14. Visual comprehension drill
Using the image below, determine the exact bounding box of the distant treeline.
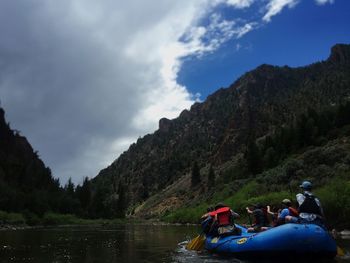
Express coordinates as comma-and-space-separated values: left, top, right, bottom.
0, 173, 127, 224
0, 107, 126, 224
1, 101, 350, 223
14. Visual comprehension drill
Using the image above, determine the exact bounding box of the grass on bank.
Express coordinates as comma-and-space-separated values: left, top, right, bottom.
162, 176, 350, 229
0, 211, 126, 227
2, 178, 349, 229
0, 211, 26, 225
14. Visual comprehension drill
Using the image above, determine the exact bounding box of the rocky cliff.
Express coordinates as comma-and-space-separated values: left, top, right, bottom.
93, 44, 350, 217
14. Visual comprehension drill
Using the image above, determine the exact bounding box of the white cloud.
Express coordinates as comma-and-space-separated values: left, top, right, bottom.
0, 0, 209, 183
0, 0, 303, 184
210, 0, 255, 9
0, 0, 260, 184
263, 0, 299, 22
225, 0, 255, 8
315, 0, 334, 5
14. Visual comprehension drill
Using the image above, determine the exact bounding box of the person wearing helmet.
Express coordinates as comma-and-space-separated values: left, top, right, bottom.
275, 199, 299, 226
296, 180, 325, 227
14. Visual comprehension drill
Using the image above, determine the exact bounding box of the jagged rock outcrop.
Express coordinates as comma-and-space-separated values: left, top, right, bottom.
329, 44, 350, 64
93, 44, 350, 216
159, 118, 172, 133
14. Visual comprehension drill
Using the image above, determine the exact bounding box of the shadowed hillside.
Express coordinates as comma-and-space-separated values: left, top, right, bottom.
92, 44, 350, 223
0, 109, 97, 224
0, 108, 61, 216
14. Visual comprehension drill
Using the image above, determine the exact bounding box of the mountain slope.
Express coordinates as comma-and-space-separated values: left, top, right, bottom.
0, 108, 61, 215
93, 44, 350, 218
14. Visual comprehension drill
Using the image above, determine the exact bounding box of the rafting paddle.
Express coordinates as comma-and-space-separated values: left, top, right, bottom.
186, 233, 205, 251
337, 246, 345, 257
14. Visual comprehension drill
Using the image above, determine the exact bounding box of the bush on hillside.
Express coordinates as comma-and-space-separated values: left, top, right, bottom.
0, 210, 25, 225
42, 212, 82, 225
315, 178, 350, 229
162, 204, 208, 224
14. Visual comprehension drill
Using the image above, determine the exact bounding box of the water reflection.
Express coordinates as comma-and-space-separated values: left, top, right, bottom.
0, 225, 349, 263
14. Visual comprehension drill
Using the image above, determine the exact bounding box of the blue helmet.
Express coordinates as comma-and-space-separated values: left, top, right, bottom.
300, 181, 312, 190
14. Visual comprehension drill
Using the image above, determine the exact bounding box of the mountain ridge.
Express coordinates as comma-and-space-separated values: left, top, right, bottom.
93, 43, 350, 218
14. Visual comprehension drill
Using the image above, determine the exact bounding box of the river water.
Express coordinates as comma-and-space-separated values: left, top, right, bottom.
0, 224, 349, 263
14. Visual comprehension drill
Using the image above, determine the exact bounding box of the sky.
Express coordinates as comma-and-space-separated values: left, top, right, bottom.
0, 0, 349, 185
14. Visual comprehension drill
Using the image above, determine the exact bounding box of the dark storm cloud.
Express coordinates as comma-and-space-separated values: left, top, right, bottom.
0, 0, 300, 184
0, 1, 151, 183
0, 0, 202, 184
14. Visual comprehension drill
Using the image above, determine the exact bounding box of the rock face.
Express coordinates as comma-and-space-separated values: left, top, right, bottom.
158, 118, 172, 133
329, 44, 350, 64
93, 44, 350, 216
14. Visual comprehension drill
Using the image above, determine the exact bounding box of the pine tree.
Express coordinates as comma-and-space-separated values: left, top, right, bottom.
89, 184, 106, 218
304, 117, 317, 145
65, 178, 75, 197
263, 147, 277, 169
296, 113, 308, 147
116, 181, 126, 218
191, 161, 201, 187
336, 102, 350, 127
77, 177, 91, 214
207, 165, 215, 189
245, 139, 262, 175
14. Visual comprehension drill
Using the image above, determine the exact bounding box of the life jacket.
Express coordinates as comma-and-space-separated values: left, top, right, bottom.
210, 207, 232, 226
288, 207, 299, 217
298, 193, 322, 215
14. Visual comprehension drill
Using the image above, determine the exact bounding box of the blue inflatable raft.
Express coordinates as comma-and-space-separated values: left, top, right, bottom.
205, 223, 337, 260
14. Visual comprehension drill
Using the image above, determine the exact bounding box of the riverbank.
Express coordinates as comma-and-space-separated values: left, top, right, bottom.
0, 210, 198, 231
0, 210, 128, 230
2, 208, 349, 236
0, 224, 38, 231
1, 216, 349, 239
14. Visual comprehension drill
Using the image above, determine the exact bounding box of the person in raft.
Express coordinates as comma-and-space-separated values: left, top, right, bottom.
207, 203, 240, 236
274, 199, 299, 226
296, 180, 325, 227
246, 203, 269, 232
201, 206, 215, 234
266, 205, 280, 226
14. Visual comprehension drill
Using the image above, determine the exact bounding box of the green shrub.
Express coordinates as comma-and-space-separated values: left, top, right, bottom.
42, 212, 81, 225
223, 181, 260, 206
0, 210, 25, 225
163, 181, 294, 225
162, 204, 208, 224
23, 211, 41, 226
315, 178, 350, 229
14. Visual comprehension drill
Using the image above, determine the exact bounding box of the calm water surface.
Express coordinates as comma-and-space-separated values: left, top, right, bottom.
0, 225, 349, 263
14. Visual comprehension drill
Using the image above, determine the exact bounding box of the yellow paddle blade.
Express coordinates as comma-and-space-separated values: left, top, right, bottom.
186, 234, 206, 251
186, 235, 200, 250
337, 246, 345, 257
